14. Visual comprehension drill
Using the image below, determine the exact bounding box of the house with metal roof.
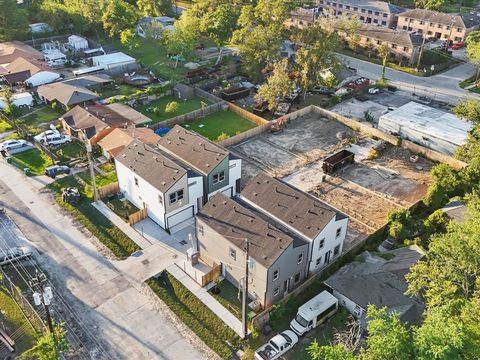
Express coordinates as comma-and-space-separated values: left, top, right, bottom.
115, 140, 204, 231
240, 172, 349, 274
157, 125, 242, 204
324, 246, 425, 328
196, 193, 309, 308
2, 57, 60, 87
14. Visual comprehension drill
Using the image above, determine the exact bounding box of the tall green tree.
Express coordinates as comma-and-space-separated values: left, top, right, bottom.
137, 0, 172, 16
466, 31, 480, 81
414, 0, 445, 10
19, 326, 68, 360
163, 12, 200, 65
377, 44, 389, 81
102, 0, 139, 38
0, 0, 28, 41
308, 341, 355, 360
255, 59, 295, 110
454, 98, 480, 125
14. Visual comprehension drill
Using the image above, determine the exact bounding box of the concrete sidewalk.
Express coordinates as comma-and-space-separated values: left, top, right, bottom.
167, 264, 247, 339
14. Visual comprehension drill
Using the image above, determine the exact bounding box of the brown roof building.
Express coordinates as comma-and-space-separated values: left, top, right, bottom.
0, 41, 43, 65
37, 82, 99, 108
97, 127, 161, 158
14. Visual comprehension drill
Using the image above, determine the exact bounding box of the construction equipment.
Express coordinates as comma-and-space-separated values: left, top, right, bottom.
270, 116, 288, 134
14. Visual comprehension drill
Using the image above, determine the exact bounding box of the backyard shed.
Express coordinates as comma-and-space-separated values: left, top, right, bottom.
91, 52, 138, 74
378, 101, 472, 155
68, 35, 89, 51
322, 150, 355, 174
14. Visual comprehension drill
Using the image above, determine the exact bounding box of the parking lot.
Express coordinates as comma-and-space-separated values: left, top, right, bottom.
230, 111, 432, 247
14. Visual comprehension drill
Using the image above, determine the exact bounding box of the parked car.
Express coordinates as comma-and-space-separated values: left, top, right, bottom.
34, 129, 71, 146
290, 291, 338, 336
378, 237, 395, 252
34, 129, 60, 143
368, 87, 380, 94
381, 106, 397, 115
311, 86, 334, 95
0, 139, 28, 152
254, 330, 298, 360
0, 247, 32, 268
450, 42, 464, 50
45, 165, 70, 178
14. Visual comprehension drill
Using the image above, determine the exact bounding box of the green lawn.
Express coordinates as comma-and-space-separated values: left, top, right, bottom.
78, 169, 117, 188
47, 176, 140, 259
105, 197, 139, 220
9, 148, 54, 175
97, 83, 139, 99
210, 280, 243, 320
54, 141, 86, 163
0, 281, 39, 354
16, 106, 63, 128
137, 96, 207, 124
183, 110, 257, 141
460, 75, 480, 94
147, 272, 243, 359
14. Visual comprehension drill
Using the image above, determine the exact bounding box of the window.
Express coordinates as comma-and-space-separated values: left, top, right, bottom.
446, 25, 450, 30
169, 189, 184, 204
381, 21, 386, 25
319, 238, 325, 249
188, 181, 197, 187
230, 248, 236, 260
316, 258, 322, 266
158, 194, 163, 205
374, 11, 379, 15
354, 305, 362, 316
294, 272, 301, 283
212, 171, 225, 185
346, 5, 350, 9
229, 163, 236, 169
419, 21, 424, 25
336, 228, 342, 238
376, 40, 381, 45
338, 4, 343, 8
402, 25, 407, 30
353, 7, 358, 11
391, 44, 397, 49
134, 177, 139, 186
332, 2, 336, 6
427, 30, 432, 35
403, 46, 408, 51
373, 19, 378, 24
360, 16, 365, 21
368, 10, 372, 14
361, 8, 365, 13
334, 245, 340, 257
198, 224, 204, 236
273, 269, 279, 281
297, 253, 303, 264
437, 24, 442, 29
273, 288, 280, 296
457, 28, 461, 32
383, 13, 388, 17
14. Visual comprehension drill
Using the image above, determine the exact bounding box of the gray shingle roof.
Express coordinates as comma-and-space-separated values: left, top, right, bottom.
197, 193, 301, 268
328, 0, 404, 14
158, 125, 229, 176
115, 140, 187, 193
358, 25, 423, 47
37, 82, 98, 107
241, 173, 344, 240
399, 9, 480, 29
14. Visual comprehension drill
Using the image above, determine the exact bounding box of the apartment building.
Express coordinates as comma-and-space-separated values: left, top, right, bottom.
398, 9, 480, 42
317, 0, 404, 28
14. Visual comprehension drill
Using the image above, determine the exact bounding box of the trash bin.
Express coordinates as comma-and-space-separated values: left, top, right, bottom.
24, 168, 31, 176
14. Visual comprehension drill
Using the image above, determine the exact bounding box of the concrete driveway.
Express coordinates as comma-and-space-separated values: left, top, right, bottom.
0, 160, 215, 360
338, 53, 480, 105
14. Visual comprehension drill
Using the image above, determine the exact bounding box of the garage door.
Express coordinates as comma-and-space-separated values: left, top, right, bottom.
166, 206, 194, 229
221, 187, 233, 197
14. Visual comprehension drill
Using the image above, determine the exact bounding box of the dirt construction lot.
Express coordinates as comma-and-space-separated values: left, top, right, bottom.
230, 111, 432, 248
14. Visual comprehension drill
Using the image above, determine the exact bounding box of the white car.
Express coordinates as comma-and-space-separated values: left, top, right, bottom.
368, 87, 380, 94
0, 139, 28, 151
34, 130, 71, 146
255, 330, 298, 360
0, 247, 32, 268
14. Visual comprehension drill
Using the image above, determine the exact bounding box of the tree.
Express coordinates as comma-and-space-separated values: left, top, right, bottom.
165, 101, 179, 114
0, 0, 28, 41
120, 29, 139, 50
421, 209, 449, 245
255, 59, 295, 110
414, 0, 445, 10
102, 0, 139, 38
453, 99, 480, 125
377, 44, 389, 81
163, 12, 200, 65
137, 0, 172, 16
466, 31, 480, 81
307, 341, 356, 360
19, 325, 69, 360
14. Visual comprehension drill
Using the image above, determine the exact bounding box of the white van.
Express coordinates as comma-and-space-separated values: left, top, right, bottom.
290, 291, 338, 336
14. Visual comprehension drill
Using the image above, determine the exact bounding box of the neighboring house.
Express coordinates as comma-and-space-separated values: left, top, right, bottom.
37, 82, 99, 109
115, 140, 204, 231
196, 193, 309, 308
157, 125, 242, 204
397, 9, 480, 42
325, 246, 425, 328
2, 57, 60, 87
317, 0, 404, 28
285, 8, 317, 29
0, 41, 43, 66
136, 16, 175, 38
68, 35, 89, 51
91, 52, 138, 74
62, 74, 113, 89
240, 172, 348, 274
97, 127, 161, 158
59, 104, 148, 144
441, 200, 466, 223
353, 25, 423, 65
378, 101, 473, 155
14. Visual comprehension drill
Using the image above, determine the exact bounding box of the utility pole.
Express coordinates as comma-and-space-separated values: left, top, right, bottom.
416, 21, 430, 70
242, 238, 250, 339
30, 271, 56, 339
85, 142, 99, 202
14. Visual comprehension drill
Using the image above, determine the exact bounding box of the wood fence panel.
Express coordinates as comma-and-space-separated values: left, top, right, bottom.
128, 207, 148, 226
228, 102, 269, 126
201, 264, 222, 287
98, 182, 119, 199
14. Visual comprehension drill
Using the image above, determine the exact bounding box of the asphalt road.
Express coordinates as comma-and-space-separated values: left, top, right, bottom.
339, 53, 480, 105
0, 160, 215, 360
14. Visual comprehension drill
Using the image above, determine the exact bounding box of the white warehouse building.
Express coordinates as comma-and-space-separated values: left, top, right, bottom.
378, 101, 472, 155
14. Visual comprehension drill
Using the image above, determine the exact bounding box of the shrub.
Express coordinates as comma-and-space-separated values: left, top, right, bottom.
240, 347, 255, 360
165, 101, 179, 114
217, 132, 230, 141
51, 101, 58, 111
366, 148, 379, 160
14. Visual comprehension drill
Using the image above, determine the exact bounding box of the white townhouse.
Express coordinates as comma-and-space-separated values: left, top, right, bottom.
240, 173, 349, 273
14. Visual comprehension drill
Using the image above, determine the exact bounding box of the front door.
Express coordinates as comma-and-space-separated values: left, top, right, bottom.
283, 278, 289, 296
324, 251, 331, 265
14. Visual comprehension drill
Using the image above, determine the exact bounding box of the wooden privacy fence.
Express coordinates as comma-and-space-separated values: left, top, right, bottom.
98, 182, 119, 200
128, 207, 148, 226
201, 263, 222, 287
228, 102, 269, 126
